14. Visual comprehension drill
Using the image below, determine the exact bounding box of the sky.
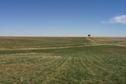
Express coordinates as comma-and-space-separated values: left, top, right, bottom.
0, 0, 126, 37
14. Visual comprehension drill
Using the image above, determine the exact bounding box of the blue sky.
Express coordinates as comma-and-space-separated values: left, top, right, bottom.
0, 0, 126, 36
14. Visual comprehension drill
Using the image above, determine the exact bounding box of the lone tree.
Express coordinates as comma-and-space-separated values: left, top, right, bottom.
88, 34, 91, 37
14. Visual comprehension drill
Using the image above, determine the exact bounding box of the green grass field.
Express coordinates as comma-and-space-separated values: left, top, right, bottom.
0, 37, 126, 84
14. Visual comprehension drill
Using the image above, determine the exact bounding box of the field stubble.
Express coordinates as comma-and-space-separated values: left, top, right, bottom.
0, 37, 126, 84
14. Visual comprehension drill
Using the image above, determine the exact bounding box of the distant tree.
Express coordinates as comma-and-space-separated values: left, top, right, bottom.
88, 34, 91, 37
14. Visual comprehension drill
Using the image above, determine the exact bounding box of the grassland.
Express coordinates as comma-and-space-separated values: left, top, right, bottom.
0, 37, 126, 84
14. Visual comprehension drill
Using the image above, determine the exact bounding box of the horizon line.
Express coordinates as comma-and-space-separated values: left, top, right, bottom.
0, 35, 126, 38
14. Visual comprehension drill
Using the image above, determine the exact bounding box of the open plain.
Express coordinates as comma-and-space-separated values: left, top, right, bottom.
0, 37, 126, 84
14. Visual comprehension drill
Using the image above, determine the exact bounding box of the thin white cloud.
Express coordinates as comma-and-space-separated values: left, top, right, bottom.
102, 15, 126, 24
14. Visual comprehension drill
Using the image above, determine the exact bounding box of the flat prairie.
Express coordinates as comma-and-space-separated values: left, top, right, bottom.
0, 37, 126, 84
